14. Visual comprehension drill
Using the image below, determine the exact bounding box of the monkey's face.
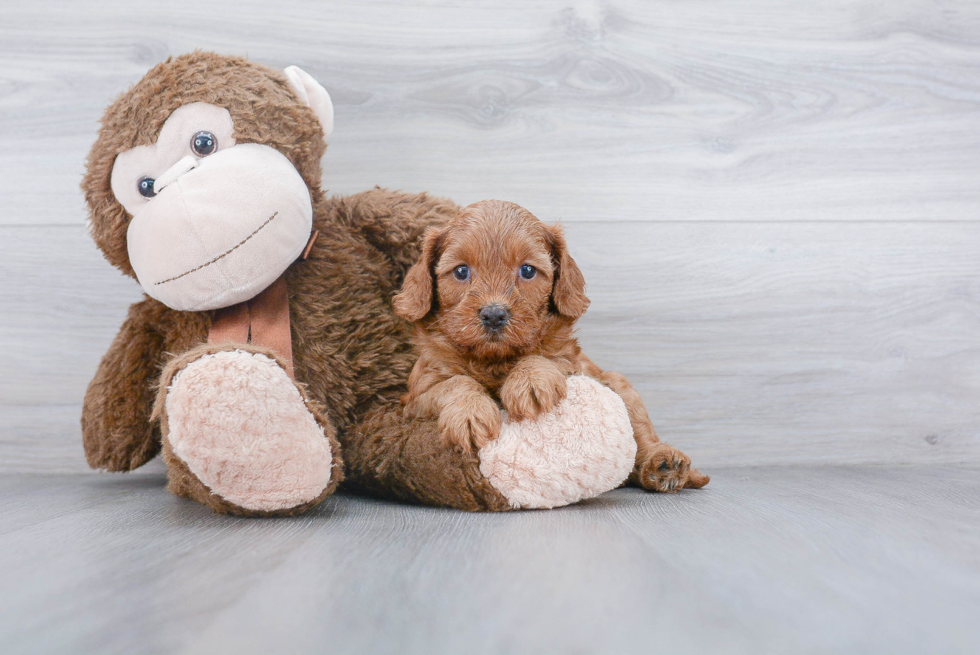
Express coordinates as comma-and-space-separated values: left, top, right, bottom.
84, 54, 333, 312
111, 102, 314, 311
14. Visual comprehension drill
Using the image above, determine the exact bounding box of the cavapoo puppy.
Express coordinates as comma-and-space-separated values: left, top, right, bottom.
393, 200, 708, 492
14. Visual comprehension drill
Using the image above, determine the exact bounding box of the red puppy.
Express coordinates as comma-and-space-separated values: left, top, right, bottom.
394, 200, 708, 492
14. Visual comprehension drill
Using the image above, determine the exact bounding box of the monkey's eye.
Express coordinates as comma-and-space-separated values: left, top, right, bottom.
519, 264, 537, 280
453, 265, 470, 281
190, 131, 218, 157
137, 177, 156, 198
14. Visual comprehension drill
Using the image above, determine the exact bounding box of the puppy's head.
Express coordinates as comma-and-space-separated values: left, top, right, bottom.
394, 200, 589, 359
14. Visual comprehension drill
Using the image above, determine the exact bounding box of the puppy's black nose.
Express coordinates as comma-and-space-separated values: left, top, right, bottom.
479, 304, 510, 331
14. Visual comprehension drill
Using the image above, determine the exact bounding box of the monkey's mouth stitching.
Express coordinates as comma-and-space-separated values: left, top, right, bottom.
155, 212, 279, 286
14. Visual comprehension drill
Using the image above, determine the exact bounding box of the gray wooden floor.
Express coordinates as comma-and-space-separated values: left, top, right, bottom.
2, 466, 979, 654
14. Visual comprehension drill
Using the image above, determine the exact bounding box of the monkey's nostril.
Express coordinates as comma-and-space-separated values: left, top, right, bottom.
479, 304, 510, 331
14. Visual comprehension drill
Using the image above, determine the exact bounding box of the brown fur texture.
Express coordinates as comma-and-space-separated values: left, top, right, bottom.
342, 394, 513, 512
393, 200, 709, 492
82, 52, 519, 513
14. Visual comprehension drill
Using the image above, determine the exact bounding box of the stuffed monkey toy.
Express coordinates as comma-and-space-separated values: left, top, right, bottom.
81, 52, 656, 516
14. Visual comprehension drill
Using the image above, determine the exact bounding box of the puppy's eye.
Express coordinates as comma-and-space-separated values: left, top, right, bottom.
519, 264, 537, 280
191, 131, 218, 157
137, 177, 156, 198
453, 265, 470, 281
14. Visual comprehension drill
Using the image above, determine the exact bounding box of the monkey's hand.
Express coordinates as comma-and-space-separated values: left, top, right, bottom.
81, 300, 166, 471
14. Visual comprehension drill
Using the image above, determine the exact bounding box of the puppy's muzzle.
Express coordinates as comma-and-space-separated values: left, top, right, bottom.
479, 304, 510, 332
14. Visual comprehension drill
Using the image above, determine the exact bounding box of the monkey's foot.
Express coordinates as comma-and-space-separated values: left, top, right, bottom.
478, 375, 636, 509
158, 346, 339, 515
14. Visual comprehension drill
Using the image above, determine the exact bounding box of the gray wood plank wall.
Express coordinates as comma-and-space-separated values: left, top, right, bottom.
1, 0, 978, 472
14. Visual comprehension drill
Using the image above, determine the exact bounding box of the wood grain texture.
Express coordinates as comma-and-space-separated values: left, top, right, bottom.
1, 2, 978, 468
1, 0, 979, 226
1, 467, 978, 654
2, 222, 977, 472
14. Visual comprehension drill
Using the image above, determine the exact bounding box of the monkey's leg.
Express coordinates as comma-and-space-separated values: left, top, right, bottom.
153, 343, 342, 516
343, 376, 635, 511
341, 395, 512, 512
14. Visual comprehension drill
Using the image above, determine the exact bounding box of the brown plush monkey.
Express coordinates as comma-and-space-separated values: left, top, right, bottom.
82, 52, 644, 516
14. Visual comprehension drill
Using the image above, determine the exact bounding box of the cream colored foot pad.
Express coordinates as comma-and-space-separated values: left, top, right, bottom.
165, 349, 333, 511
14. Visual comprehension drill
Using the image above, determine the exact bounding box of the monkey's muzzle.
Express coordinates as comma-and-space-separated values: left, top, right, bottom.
126, 144, 314, 312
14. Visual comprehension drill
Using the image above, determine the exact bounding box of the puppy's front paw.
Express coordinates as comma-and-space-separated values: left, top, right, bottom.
500, 360, 567, 421
438, 396, 501, 454
634, 443, 709, 493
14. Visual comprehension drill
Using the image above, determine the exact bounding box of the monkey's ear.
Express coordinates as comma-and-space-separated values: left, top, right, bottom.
393, 227, 446, 322
544, 223, 590, 320
283, 65, 334, 141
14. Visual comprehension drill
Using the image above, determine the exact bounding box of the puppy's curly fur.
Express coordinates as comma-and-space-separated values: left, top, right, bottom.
394, 200, 709, 492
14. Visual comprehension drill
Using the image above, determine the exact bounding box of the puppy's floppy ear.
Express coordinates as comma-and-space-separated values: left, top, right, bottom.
394, 226, 446, 322
544, 223, 590, 320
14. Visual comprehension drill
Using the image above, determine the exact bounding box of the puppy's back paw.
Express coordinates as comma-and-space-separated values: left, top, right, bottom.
633, 443, 709, 492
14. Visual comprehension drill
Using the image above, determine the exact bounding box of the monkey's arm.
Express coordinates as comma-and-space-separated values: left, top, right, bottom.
81, 299, 167, 471
335, 188, 458, 271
